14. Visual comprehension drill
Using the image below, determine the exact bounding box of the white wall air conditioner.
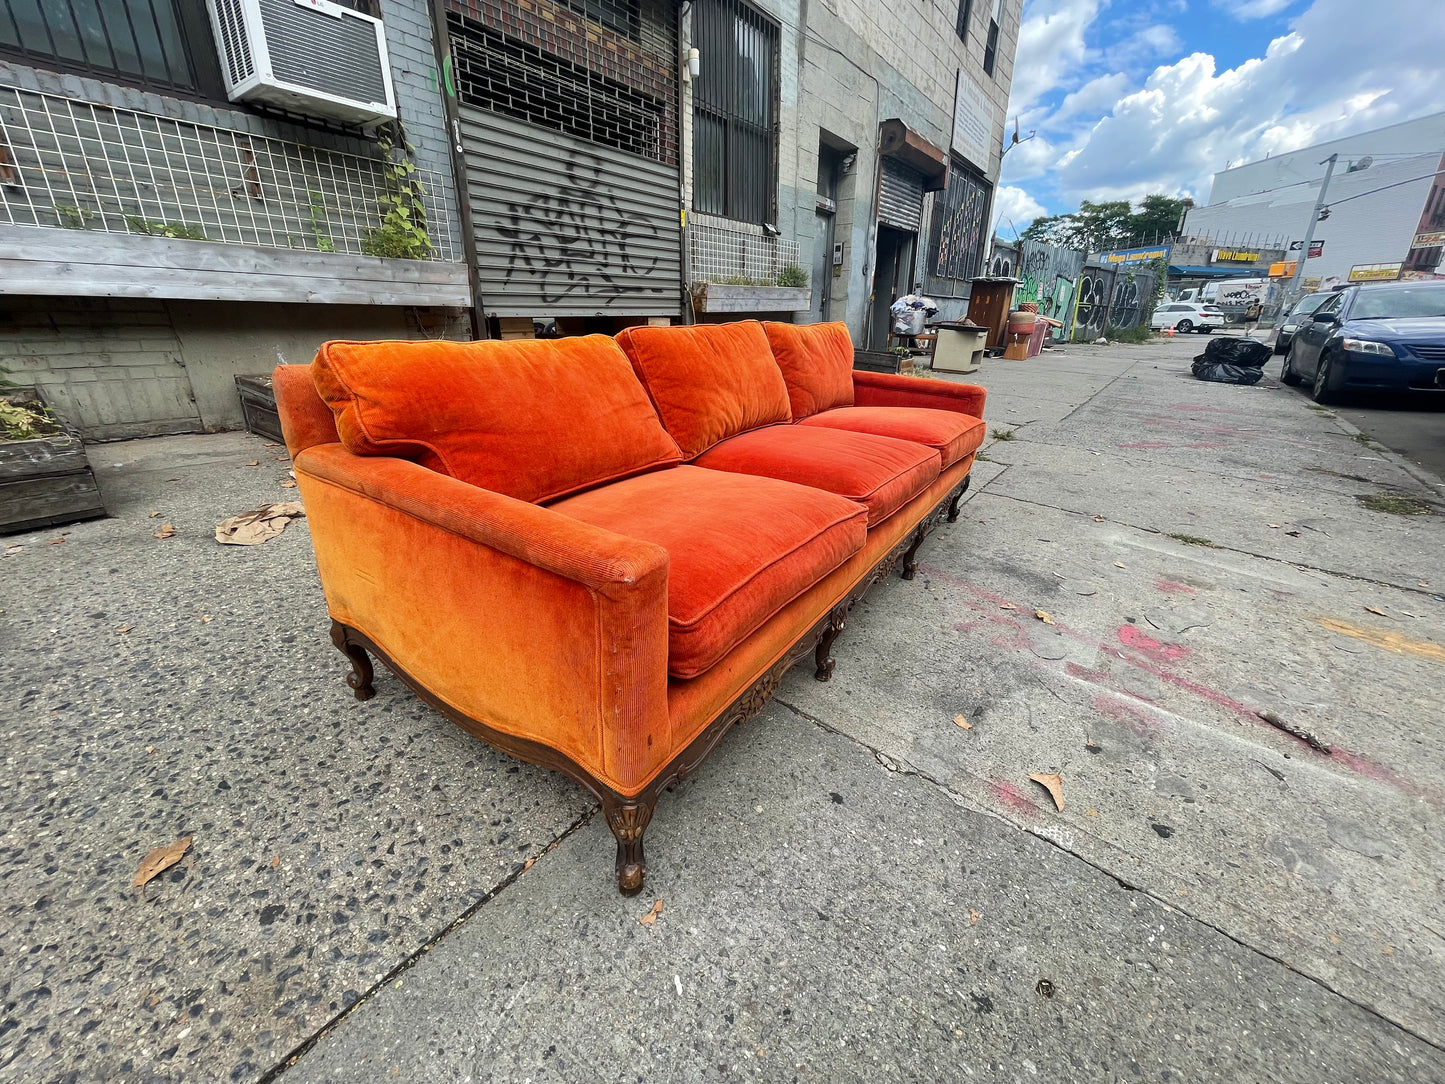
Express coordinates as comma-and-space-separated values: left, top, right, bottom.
207, 0, 397, 125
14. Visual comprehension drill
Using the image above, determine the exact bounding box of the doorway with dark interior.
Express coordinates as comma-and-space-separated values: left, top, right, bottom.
870, 224, 916, 350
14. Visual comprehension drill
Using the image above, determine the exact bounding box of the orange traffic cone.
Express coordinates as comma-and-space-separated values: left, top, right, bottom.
1165, 326, 1174, 338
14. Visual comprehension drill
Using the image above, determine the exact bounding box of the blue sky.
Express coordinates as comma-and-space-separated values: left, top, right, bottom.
995, 0, 1445, 232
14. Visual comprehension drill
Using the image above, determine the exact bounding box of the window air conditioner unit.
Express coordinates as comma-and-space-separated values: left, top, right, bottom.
206, 0, 397, 126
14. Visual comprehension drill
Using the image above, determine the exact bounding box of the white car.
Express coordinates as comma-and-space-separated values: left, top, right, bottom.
1151, 302, 1225, 334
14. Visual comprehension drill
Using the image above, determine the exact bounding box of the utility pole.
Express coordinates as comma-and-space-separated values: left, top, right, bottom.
1288, 153, 1337, 298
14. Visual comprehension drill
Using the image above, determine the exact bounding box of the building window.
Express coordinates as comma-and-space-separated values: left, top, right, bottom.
450, 13, 666, 162
692, 0, 778, 224
0, 0, 224, 97
928, 158, 991, 296
983, 0, 1003, 76
955, 0, 971, 43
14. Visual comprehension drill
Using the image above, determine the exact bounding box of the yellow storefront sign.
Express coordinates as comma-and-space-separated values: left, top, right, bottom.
1348, 263, 1403, 282
1413, 231, 1445, 247
1214, 249, 1260, 262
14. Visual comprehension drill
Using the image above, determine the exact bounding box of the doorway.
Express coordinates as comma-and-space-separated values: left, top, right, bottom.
869, 224, 916, 350
811, 143, 845, 323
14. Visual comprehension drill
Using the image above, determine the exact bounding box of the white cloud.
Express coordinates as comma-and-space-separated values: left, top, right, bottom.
1211, 0, 1294, 18
1032, 0, 1445, 206
991, 185, 1049, 234
1007, 0, 1102, 116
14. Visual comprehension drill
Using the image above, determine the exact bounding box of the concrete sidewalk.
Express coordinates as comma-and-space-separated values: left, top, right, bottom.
2, 337, 1443, 1083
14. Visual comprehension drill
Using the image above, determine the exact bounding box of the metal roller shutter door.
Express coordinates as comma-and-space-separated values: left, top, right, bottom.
878, 159, 925, 232
460, 107, 681, 317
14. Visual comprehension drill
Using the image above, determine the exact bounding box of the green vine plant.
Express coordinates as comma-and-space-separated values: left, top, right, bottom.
124, 215, 208, 241
308, 189, 336, 252
361, 125, 431, 260
53, 203, 94, 230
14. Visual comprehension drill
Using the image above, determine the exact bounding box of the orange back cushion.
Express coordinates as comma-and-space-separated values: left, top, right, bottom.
311, 336, 683, 503
762, 321, 856, 419
614, 321, 792, 458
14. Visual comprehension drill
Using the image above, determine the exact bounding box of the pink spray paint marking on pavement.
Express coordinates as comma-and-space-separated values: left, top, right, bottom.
1154, 578, 1196, 595
988, 778, 1041, 818
925, 563, 1444, 807
1117, 624, 1189, 662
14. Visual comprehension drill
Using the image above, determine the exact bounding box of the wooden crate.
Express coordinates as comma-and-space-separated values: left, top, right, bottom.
1, 388, 106, 535
235, 375, 284, 444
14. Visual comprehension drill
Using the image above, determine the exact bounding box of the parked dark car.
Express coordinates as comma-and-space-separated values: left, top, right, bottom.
1272, 292, 1331, 355
1280, 281, 1445, 403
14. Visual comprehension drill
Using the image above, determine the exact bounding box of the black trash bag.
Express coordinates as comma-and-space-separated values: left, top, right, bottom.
1191, 355, 1265, 385
1204, 336, 1272, 367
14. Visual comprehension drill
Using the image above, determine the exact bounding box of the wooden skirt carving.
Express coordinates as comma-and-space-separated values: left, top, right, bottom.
328, 475, 971, 895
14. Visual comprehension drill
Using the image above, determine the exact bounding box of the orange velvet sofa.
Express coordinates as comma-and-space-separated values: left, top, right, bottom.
273, 320, 985, 894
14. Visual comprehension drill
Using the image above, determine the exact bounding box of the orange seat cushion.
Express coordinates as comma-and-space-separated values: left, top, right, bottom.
615, 321, 792, 458
800, 406, 986, 469
312, 336, 682, 504
692, 424, 940, 526
762, 321, 855, 419
549, 466, 866, 679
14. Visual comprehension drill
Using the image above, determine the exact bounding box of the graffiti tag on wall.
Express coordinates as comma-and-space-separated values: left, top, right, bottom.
1018, 241, 1085, 339
495, 150, 666, 306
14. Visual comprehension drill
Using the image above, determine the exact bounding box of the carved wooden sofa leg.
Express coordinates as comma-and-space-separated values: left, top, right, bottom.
602, 792, 655, 896
814, 605, 847, 681
946, 475, 971, 523
329, 620, 376, 701
899, 524, 928, 580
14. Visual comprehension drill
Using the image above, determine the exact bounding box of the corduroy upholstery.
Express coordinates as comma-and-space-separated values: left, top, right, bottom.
549, 465, 867, 679
692, 423, 940, 526
761, 320, 855, 419
312, 336, 683, 504
614, 321, 792, 457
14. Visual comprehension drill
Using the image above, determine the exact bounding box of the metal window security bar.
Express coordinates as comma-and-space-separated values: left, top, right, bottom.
0, 83, 459, 259
448, 13, 665, 162
689, 212, 797, 282
692, 0, 777, 224
928, 159, 990, 294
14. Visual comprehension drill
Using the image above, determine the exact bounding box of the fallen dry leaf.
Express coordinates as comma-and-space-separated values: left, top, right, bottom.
1267, 524, 1281, 529
638, 899, 664, 926
1034, 610, 1055, 625
1365, 606, 1387, 616
271, 855, 280, 868
953, 714, 972, 730
279, 480, 297, 489
1091, 515, 1104, 522
201, 614, 213, 623
153, 524, 175, 540
3, 545, 23, 558
276, 455, 289, 461
116, 624, 135, 634
1029, 772, 1065, 812
215, 502, 305, 546
1000, 602, 1017, 610
1086, 808, 1099, 817
1420, 582, 1431, 589
969, 908, 981, 926
47, 536, 66, 545
264, 441, 280, 447
244, 460, 260, 466
1114, 561, 1126, 568
149, 510, 162, 518
134, 837, 192, 888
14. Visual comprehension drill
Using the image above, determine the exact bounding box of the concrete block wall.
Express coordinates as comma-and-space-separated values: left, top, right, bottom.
1, 298, 470, 441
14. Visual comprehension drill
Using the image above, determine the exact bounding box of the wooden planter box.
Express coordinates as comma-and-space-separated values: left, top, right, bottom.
692, 283, 812, 314
235, 375, 284, 443
1, 388, 106, 535
852, 350, 916, 375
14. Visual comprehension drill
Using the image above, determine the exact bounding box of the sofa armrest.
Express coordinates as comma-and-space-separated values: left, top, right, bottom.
295, 444, 672, 793
852, 371, 986, 417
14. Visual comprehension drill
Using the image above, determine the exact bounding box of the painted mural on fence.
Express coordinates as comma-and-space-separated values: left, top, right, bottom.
1016, 240, 1085, 340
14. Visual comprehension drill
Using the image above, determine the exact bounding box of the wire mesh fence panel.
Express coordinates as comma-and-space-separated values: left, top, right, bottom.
0, 83, 460, 260
689, 214, 798, 284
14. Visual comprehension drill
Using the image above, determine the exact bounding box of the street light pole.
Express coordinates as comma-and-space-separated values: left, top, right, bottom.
1288, 153, 1337, 298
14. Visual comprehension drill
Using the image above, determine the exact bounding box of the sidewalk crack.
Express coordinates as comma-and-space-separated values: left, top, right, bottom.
772, 696, 1445, 1056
